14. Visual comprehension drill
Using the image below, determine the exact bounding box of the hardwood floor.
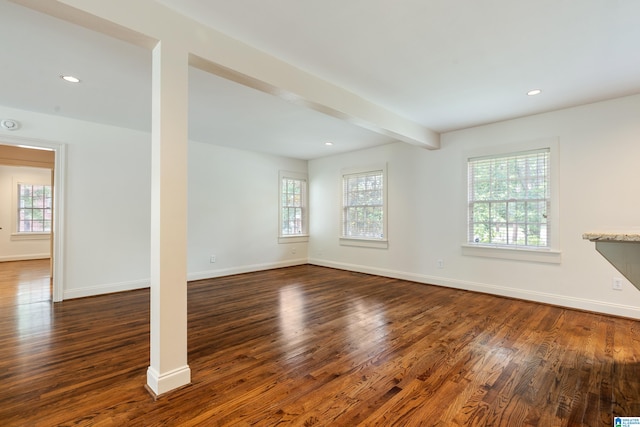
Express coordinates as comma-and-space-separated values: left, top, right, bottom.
0, 260, 639, 426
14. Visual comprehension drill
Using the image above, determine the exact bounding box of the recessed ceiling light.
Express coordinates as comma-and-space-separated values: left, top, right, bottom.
61, 75, 81, 83
324, 142, 334, 146
527, 89, 542, 96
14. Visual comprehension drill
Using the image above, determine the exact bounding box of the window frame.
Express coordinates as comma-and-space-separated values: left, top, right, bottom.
340, 164, 388, 249
462, 139, 561, 264
11, 179, 52, 241
278, 170, 309, 244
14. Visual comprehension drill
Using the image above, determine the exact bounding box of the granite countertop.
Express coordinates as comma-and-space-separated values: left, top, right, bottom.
582, 231, 640, 242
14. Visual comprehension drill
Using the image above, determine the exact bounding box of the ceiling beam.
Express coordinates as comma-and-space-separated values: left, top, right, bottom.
11, 0, 440, 149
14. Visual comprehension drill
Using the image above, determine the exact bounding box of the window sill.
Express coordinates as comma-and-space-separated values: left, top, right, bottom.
461, 243, 561, 264
340, 237, 389, 249
278, 234, 309, 244
11, 232, 51, 241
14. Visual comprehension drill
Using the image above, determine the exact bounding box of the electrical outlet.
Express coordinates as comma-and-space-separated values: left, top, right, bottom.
210, 255, 216, 263
612, 277, 623, 291
291, 247, 297, 255
437, 259, 444, 269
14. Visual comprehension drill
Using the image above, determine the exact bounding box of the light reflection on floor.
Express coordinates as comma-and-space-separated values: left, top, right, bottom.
278, 285, 307, 349
278, 284, 389, 361
346, 298, 388, 350
1, 260, 53, 339
15, 300, 53, 339
16, 276, 50, 304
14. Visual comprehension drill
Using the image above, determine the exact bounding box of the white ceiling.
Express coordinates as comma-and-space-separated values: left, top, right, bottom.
2, 0, 640, 159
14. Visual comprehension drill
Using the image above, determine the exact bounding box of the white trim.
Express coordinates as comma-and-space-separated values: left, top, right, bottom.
308, 258, 640, 320
188, 258, 307, 282
339, 237, 389, 249
146, 365, 191, 397
278, 170, 308, 241
62, 259, 309, 298
278, 234, 309, 244
63, 278, 149, 300
461, 244, 562, 264
0, 254, 50, 262
52, 143, 66, 302
462, 137, 560, 260
340, 163, 388, 244
11, 176, 52, 235
11, 232, 51, 241
0, 135, 66, 302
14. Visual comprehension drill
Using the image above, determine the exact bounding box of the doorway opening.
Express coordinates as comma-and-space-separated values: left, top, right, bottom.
0, 138, 66, 302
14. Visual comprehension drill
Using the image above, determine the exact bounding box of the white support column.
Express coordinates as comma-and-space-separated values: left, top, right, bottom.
146, 39, 191, 397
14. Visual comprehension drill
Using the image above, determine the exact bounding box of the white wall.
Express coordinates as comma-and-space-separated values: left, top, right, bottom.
0, 105, 308, 299
309, 94, 640, 319
0, 165, 51, 261
187, 140, 308, 280
0, 105, 152, 298
5, 93, 640, 317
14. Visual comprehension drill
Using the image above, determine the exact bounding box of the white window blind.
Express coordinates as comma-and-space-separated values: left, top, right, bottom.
468, 148, 550, 248
342, 170, 385, 239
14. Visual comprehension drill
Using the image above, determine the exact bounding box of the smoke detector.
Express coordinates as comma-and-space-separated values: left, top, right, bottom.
1, 119, 20, 131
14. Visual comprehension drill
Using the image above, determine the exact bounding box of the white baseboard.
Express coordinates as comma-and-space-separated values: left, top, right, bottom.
62, 259, 308, 300
0, 254, 50, 262
146, 365, 191, 397
63, 278, 150, 300
188, 258, 308, 282
308, 257, 640, 320
62, 257, 637, 320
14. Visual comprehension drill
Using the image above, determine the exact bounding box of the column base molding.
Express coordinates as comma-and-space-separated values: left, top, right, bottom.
146, 365, 191, 397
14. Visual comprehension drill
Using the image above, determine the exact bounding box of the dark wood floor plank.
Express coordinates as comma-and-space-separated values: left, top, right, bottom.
1, 260, 639, 426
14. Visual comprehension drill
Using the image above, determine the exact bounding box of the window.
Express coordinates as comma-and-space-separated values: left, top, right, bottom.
279, 171, 308, 243
463, 139, 560, 264
18, 183, 52, 233
341, 165, 387, 248
281, 177, 305, 235
468, 148, 550, 248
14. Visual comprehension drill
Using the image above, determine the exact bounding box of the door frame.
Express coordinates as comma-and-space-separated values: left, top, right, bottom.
0, 135, 66, 302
